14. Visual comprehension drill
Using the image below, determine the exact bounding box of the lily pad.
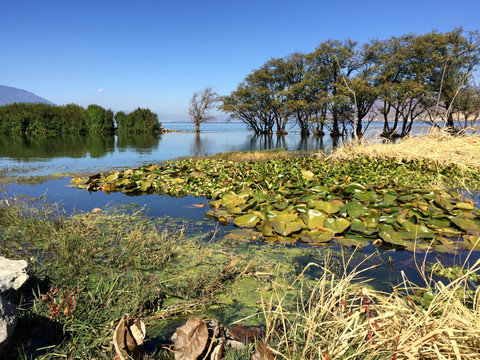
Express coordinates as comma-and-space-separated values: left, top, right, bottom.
451, 217, 480, 233
398, 219, 435, 238
345, 200, 370, 218
350, 219, 378, 236
334, 237, 370, 248
300, 209, 327, 230
378, 224, 416, 247
309, 200, 343, 214
299, 228, 334, 244
224, 229, 262, 242
270, 214, 302, 236
233, 214, 260, 228
324, 218, 351, 234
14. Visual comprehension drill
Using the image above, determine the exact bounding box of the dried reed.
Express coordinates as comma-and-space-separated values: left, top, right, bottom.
260, 252, 480, 359
328, 128, 480, 170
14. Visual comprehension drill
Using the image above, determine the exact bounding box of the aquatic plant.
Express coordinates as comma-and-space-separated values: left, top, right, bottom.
71, 155, 480, 251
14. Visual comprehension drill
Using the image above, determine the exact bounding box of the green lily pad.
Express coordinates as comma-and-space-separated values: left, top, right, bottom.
334, 237, 370, 248
350, 219, 378, 236
426, 217, 451, 229
297, 193, 318, 203
378, 224, 416, 247
139, 181, 151, 192
343, 183, 366, 194
354, 191, 379, 202
270, 214, 302, 236
233, 214, 260, 228
309, 200, 343, 214
300, 209, 327, 230
324, 218, 351, 234
299, 228, 334, 244
398, 219, 435, 238
451, 217, 480, 233
454, 202, 475, 210
345, 200, 370, 218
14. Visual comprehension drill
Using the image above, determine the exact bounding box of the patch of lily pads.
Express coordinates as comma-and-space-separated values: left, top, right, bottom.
71, 157, 480, 252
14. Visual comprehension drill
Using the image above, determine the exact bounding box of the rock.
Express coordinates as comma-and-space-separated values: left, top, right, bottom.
0, 296, 17, 352
0, 256, 28, 293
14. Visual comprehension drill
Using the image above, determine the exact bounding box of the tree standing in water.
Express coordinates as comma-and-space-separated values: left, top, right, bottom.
189, 86, 218, 133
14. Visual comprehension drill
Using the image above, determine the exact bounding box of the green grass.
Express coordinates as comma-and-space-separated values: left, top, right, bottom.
2, 197, 480, 359
0, 197, 310, 359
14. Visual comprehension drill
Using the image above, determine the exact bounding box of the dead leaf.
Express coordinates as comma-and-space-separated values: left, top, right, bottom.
227, 324, 261, 344
251, 342, 275, 360
174, 318, 209, 360
112, 314, 148, 360
210, 344, 224, 360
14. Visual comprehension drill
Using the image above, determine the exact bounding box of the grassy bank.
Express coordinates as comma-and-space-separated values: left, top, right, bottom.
0, 197, 313, 358
2, 197, 480, 359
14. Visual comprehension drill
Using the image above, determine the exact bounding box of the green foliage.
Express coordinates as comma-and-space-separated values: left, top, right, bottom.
85, 104, 114, 133
0, 103, 113, 135
0, 103, 163, 135
116, 107, 162, 134
72, 156, 480, 250
221, 29, 480, 137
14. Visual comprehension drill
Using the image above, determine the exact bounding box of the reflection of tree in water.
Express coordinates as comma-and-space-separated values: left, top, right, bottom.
297, 135, 327, 152
245, 134, 328, 152
191, 133, 209, 156
88, 136, 115, 158
116, 134, 161, 154
0, 135, 115, 160
246, 134, 287, 151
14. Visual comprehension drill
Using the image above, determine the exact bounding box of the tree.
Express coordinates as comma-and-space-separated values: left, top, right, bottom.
189, 87, 218, 133
116, 108, 161, 134
309, 39, 360, 137
421, 28, 480, 128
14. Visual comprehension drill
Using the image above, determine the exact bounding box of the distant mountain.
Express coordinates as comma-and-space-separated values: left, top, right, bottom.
0, 85, 55, 106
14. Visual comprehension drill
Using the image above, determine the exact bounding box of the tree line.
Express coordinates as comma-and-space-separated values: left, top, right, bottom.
0, 103, 163, 136
220, 28, 480, 138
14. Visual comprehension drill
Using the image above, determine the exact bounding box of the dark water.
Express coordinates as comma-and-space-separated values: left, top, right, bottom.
1, 122, 479, 290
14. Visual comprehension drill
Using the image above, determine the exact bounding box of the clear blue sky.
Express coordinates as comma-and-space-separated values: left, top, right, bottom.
1, 0, 478, 118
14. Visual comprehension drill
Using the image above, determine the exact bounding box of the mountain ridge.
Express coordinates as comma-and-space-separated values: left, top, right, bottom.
0, 85, 55, 106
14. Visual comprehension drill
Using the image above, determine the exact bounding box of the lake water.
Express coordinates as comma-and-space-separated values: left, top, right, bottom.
0, 121, 436, 176
1, 122, 479, 290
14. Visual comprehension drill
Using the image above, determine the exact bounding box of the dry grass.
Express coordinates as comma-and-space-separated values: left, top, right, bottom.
211, 149, 315, 162
328, 129, 480, 169
261, 253, 480, 359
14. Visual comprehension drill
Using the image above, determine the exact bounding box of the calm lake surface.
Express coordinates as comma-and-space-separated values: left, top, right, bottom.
1, 121, 479, 290
0, 121, 436, 176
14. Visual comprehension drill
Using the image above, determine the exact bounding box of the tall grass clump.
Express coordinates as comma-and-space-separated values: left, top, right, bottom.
329, 128, 480, 170
260, 254, 480, 359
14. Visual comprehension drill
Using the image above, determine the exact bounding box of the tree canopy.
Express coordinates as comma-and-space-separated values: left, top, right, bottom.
221, 28, 480, 138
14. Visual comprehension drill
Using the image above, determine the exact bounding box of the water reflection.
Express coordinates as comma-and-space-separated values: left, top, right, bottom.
241, 134, 329, 152
0, 135, 115, 161
117, 134, 161, 154
0, 122, 417, 174
191, 133, 209, 157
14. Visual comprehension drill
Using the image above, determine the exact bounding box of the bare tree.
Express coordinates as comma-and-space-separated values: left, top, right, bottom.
189, 86, 218, 133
